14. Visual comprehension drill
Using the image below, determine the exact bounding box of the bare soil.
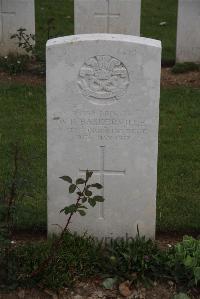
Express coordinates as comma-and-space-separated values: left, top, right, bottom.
161, 68, 200, 88
0, 70, 44, 86
0, 281, 199, 299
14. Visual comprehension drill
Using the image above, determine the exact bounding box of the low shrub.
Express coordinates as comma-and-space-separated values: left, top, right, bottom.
0, 54, 29, 74
168, 236, 200, 288
98, 235, 166, 286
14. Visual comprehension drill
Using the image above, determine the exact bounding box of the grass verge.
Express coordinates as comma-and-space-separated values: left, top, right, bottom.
0, 83, 46, 231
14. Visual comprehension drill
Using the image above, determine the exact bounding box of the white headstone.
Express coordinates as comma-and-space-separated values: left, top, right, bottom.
0, 0, 35, 56
176, 0, 200, 62
47, 34, 161, 239
74, 0, 141, 35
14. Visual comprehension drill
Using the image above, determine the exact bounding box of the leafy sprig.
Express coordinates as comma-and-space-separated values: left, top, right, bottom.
60, 170, 104, 216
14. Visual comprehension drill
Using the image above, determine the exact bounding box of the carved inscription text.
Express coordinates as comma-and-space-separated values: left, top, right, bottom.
54, 110, 148, 141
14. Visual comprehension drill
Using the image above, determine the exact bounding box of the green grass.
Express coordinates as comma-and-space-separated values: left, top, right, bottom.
0, 82, 199, 232
141, 0, 178, 63
157, 88, 200, 232
35, 0, 74, 61
0, 83, 46, 231
34, 0, 178, 63
7, 233, 103, 290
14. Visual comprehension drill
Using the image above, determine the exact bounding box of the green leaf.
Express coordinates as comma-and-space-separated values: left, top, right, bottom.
86, 170, 93, 181
91, 183, 103, 189
76, 178, 85, 185
82, 197, 87, 203
67, 204, 78, 213
64, 210, 71, 215
85, 189, 92, 196
102, 277, 117, 290
69, 184, 76, 193
184, 255, 194, 268
194, 267, 200, 284
78, 204, 88, 209
88, 198, 96, 207
93, 195, 105, 202
60, 176, 72, 183
78, 210, 86, 216
60, 206, 73, 215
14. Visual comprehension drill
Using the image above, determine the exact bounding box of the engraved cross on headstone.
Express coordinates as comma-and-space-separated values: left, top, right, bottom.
79, 146, 125, 219
94, 0, 120, 33
0, 0, 16, 42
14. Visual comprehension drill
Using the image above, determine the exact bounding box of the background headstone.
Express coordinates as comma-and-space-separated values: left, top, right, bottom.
47, 34, 161, 239
74, 0, 141, 35
176, 0, 200, 63
0, 0, 35, 56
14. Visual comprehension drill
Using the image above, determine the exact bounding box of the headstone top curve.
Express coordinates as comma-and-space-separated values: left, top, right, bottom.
46, 34, 161, 49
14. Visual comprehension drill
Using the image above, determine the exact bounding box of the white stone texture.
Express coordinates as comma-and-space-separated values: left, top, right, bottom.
47, 34, 161, 239
176, 0, 200, 62
0, 0, 35, 56
74, 0, 141, 35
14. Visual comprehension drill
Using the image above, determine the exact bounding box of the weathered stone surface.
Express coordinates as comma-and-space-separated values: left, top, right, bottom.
74, 0, 141, 35
176, 0, 200, 62
47, 34, 161, 239
0, 0, 35, 56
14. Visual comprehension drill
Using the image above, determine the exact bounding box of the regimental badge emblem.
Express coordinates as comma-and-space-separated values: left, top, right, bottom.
78, 55, 129, 104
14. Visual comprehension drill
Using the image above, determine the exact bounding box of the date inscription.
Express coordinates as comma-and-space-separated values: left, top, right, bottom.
54, 109, 148, 141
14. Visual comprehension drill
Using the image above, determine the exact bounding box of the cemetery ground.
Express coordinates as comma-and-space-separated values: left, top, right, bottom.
0, 68, 200, 298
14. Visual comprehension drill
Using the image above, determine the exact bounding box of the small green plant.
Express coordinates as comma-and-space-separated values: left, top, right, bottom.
168, 236, 200, 288
30, 170, 105, 278
0, 54, 29, 74
11, 28, 35, 55
60, 171, 104, 215
98, 233, 164, 286
172, 62, 199, 74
